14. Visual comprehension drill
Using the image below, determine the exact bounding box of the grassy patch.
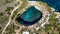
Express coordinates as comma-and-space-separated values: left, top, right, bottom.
5, 23, 20, 34
11, 0, 28, 19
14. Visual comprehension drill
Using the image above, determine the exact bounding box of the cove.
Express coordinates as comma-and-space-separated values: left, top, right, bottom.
29, 0, 60, 12
40, 0, 60, 12
16, 6, 42, 26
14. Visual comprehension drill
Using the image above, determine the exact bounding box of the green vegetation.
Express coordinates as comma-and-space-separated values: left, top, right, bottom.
43, 12, 60, 34
0, 14, 9, 24
0, 12, 9, 34
39, 1, 50, 8
11, 0, 28, 19
0, 26, 2, 34
39, 1, 45, 5
49, 12, 57, 23
6, 24, 15, 34
0, 31, 2, 34
5, 7, 14, 12
5, 7, 14, 11
5, 7, 14, 15
5, 23, 20, 34
0, 12, 3, 16
5, 0, 13, 3
36, 1, 60, 34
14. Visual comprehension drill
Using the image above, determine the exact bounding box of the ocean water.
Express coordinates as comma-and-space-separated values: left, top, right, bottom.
40, 0, 60, 12
16, 6, 42, 26
29, 0, 60, 12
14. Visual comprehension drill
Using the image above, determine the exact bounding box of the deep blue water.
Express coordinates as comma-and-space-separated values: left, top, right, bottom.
40, 0, 60, 12
29, 0, 40, 1
16, 6, 42, 26
29, 0, 60, 12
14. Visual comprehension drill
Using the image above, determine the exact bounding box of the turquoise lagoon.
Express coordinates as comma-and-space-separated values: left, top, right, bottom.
16, 6, 42, 26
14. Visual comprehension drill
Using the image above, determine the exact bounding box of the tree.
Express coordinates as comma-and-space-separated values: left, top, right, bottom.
0, 12, 3, 16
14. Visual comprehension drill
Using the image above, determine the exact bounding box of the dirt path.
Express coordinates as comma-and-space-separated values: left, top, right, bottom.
1, 1, 22, 34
